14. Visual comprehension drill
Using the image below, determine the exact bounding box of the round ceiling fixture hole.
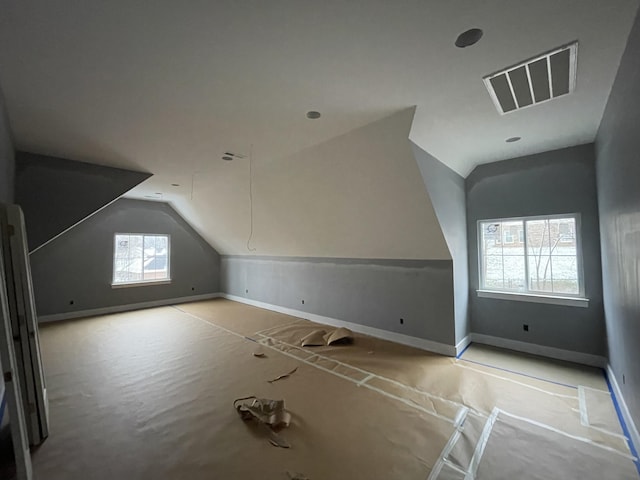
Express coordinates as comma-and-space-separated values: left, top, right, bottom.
455, 28, 483, 48
222, 156, 233, 161
171, 183, 180, 187
306, 111, 321, 119
506, 136, 522, 143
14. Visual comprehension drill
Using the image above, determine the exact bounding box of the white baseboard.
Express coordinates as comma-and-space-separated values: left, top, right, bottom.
38, 293, 222, 323
455, 335, 472, 357
606, 364, 640, 455
470, 333, 607, 368
221, 293, 456, 356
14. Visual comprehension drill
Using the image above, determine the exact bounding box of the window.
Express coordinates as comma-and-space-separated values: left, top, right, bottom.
113, 234, 170, 286
478, 214, 586, 306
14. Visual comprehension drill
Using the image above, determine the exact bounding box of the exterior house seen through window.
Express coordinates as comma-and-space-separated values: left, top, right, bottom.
478, 215, 584, 298
113, 234, 170, 286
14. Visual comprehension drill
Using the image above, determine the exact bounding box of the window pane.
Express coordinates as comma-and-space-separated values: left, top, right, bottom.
526, 219, 552, 292
550, 256, 579, 294
142, 235, 169, 281
503, 255, 526, 291
483, 255, 504, 290
113, 234, 169, 284
480, 221, 525, 291
528, 255, 553, 293
113, 234, 143, 283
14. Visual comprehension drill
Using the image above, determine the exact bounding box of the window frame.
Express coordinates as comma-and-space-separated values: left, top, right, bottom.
111, 233, 172, 288
477, 213, 588, 307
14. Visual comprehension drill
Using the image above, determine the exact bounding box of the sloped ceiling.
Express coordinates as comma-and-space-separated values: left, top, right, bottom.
0, 0, 638, 256
15, 152, 151, 251
172, 108, 450, 258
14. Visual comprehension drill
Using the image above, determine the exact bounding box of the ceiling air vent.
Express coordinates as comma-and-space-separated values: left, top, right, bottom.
484, 42, 578, 115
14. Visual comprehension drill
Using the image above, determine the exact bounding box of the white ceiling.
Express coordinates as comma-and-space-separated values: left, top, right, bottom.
0, 0, 638, 255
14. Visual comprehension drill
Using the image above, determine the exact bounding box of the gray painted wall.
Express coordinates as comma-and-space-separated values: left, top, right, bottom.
30, 198, 220, 317
466, 144, 605, 355
222, 256, 456, 345
0, 86, 14, 204
595, 9, 640, 430
413, 143, 469, 344
15, 152, 151, 251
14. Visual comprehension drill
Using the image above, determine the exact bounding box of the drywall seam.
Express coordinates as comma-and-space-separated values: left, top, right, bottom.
606, 364, 640, 460
222, 293, 456, 356
37, 293, 222, 323
470, 333, 606, 368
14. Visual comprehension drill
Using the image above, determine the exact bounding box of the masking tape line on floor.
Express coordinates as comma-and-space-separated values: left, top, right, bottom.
258, 333, 475, 415
578, 385, 590, 426
497, 409, 637, 461
174, 306, 459, 423
257, 336, 454, 423
173, 306, 631, 461
457, 357, 578, 389
455, 363, 576, 399
428, 407, 470, 480
464, 407, 500, 480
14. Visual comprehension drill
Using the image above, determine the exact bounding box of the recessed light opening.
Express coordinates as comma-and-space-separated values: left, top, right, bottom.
306, 111, 321, 119
222, 156, 233, 161
506, 136, 521, 143
455, 28, 483, 48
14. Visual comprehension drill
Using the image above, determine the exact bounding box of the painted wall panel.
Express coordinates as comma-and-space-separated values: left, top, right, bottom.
30, 198, 220, 317
466, 144, 605, 355
222, 256, 455, 345
595, 9, 640, 433
15, 151, 151, 251
413, 143, 469, 343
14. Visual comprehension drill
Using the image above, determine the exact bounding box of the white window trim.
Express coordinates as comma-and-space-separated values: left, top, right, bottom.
112, 279, 172, 289
112, 233, 171, 287
477, 290, 589, 307
477, 213, 588, 305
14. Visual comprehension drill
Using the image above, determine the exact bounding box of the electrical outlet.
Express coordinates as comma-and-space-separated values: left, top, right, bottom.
400, 318, 404, 325
69, 300, 74, 305
301, 300, 305, 305
523, 324, 529, 332
245, 289, 249, 294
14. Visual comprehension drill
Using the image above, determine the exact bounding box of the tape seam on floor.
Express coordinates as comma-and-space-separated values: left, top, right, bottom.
458, 357, 578, 389
498, 409, 637, 461
173, 305, 632, 463
428, 407, 469, 480
464, 407, 500, 480
258, 333, 474, 414
455, 363, 576, 399
578, 385, 590, 426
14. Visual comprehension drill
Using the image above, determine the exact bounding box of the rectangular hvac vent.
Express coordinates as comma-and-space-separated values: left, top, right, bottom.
484, 42, 578, 115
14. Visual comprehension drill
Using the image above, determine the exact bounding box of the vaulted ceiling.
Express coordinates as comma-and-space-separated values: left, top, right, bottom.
0, 0, 637, 256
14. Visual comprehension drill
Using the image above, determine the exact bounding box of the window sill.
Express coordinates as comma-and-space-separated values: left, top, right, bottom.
476, 290, 589, 308
112, 280, 172, 289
